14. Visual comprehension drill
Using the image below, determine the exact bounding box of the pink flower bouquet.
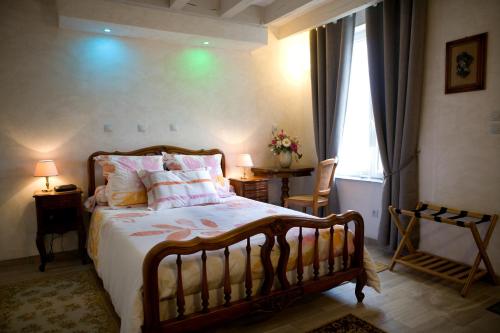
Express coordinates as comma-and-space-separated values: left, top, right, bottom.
268, 129, 303, 161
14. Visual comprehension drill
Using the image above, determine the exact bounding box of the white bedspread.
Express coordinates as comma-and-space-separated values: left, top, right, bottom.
88, 196, 381, 333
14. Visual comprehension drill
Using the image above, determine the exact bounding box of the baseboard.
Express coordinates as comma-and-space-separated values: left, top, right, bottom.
364, 237, 378, 246
0, 250, 80, 268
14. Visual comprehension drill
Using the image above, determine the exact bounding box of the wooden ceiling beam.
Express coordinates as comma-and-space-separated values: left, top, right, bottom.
262, 0, 317, 25
220, 0, 258, 18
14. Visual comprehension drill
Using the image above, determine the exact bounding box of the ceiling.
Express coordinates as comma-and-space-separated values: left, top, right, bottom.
112, 0, 334, 26
57, 0, 376, 50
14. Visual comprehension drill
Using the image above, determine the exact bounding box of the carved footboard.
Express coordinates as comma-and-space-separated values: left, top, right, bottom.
142, 211, 366, 333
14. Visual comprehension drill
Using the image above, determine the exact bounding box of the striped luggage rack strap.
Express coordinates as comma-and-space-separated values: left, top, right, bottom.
393, 203, 493, 228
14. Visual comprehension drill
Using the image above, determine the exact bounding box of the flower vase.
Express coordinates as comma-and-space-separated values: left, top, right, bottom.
279, 151, 292, 168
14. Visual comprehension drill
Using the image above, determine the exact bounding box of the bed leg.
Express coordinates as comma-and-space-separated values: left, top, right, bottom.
355, 270, 367, 303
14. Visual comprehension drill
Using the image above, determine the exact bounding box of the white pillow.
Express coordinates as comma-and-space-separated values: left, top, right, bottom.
94, 155, 164, 208
138, 169, 222, 210
162, 153, 232, 197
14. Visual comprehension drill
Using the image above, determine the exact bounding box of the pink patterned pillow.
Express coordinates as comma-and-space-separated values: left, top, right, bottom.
162, 153, 231, 196
138, 170, 222, 210
94, 155, 164, 179
94, 155, 164, 207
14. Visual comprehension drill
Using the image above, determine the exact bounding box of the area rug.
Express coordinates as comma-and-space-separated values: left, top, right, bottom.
374, 261, 389, 273
0, 269, 119, 333
308, 314, 386, 333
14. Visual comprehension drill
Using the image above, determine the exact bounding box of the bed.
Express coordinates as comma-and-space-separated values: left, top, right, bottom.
86, 145, 380, 333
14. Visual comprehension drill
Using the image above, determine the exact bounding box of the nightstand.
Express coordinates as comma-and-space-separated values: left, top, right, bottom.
33, 188, 86, 272
230, 178, 269, 203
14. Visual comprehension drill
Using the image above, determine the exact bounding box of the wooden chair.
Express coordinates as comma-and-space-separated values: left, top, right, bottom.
284, 158, 338, 216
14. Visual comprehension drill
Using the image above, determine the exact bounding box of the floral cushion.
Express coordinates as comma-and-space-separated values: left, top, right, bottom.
138, 170, 222, 210
162, 153, 232, 197
83, 185, 108, 212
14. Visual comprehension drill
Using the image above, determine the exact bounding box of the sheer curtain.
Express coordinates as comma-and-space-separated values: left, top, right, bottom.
337, 24, 383, 180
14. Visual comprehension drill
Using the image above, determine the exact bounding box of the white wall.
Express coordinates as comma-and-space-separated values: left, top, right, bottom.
419, 0, 500, 271
0, 0, 315, 261
337, 179, 382, 240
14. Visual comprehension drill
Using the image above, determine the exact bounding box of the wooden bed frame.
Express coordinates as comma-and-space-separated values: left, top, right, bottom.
87, 145, 367, 333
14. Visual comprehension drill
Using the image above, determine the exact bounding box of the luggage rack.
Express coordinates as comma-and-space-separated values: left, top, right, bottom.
388, 202, 498, 297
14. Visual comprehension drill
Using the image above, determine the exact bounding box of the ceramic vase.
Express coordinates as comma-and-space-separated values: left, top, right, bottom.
279, 151, 292, 168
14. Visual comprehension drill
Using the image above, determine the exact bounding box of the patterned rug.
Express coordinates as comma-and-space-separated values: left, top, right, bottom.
308, 314, 386, 333
0, 269, 119, 333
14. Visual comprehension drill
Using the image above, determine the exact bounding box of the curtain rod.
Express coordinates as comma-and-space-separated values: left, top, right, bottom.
313, 0, 382, 29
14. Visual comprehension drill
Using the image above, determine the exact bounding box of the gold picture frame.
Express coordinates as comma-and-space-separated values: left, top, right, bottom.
445, 33, 487, 94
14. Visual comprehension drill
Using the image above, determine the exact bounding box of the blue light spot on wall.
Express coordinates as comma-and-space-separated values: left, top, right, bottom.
74, 36, 133, 90
77, 36, 130, 68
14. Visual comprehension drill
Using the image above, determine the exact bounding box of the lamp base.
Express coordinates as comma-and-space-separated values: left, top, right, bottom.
43, 176, 51, 192
240, 168, 249, 180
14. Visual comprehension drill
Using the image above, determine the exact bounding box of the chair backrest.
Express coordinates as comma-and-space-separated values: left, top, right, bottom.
313, 158, 338, 199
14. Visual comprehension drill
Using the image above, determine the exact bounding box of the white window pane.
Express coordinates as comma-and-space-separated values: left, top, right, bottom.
337, 24, 383, 180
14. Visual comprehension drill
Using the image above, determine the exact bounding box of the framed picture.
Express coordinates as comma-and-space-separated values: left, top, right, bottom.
445, 32, 487, 94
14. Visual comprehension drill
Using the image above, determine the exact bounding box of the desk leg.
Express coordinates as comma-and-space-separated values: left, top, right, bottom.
36, 233, 46, 272
77, 206, 87, 265
281, 177, 289, 207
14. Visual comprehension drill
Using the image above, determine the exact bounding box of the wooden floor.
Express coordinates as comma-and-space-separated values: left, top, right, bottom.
1, 244, 499, 332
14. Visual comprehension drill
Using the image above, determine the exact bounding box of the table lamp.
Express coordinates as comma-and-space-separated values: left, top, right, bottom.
34, 160, 58, 192
236, 154, 253, 179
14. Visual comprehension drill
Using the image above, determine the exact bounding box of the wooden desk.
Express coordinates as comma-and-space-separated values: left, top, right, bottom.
251, 167, 314, 206
229, 177, 269, 203
33, 188, 86, 272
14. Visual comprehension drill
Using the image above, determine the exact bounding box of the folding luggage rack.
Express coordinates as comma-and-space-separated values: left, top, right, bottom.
389, 202, 498, 296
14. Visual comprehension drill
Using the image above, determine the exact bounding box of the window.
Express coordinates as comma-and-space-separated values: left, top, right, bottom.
337, 24, 383, 180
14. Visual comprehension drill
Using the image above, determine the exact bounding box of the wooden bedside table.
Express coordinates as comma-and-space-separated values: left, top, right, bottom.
230, 178, 269, 203
33, 188, 86, 272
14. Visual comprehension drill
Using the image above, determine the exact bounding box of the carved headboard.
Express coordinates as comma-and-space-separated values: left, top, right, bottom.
87, 145, 226, 197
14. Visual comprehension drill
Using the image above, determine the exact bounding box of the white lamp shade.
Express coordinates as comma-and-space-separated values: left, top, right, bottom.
236, 154, 254, 168
34, 160, 59, 177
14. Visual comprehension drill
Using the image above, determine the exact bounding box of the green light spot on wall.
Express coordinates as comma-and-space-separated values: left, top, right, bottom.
176, 48, 218, 81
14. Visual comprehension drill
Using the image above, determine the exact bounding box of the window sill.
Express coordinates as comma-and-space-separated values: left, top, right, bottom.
335, 175, 383, 184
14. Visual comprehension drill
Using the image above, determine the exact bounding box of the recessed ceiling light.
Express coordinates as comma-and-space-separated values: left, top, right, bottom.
104, 28, 111, 33
202, 41, 210, 45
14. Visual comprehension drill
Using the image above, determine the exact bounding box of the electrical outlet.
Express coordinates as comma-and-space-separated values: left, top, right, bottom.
490, 122, 500, 135
490, 110, 500, 121
103, 124, 112, 132
272, 124, 278, 133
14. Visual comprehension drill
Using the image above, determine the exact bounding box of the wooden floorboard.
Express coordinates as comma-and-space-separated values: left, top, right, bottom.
1, 244, 499, 332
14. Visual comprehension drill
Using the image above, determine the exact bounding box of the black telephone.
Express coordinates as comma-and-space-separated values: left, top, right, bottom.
54, 184, 77, 192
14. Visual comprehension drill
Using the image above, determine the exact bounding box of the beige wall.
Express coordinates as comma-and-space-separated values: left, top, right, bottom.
419, 0, 500, 270
9, 0, 499, 267
0, 0, 315, 261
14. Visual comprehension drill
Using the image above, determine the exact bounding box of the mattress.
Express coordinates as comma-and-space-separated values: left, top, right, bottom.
88, 196, 381, 333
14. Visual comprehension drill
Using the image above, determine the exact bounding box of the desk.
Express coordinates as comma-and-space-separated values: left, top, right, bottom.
251, 166, 314, 206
